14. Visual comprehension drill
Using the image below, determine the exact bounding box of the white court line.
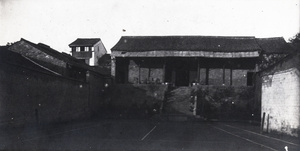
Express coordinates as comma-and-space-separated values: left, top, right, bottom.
141, 126, 157, 141
224, 124, 300, 146
213, 126, 277, 151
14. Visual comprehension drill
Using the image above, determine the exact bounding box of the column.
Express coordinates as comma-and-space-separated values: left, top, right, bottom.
197, 58, 200, 84
206, 68, 209, 85
162, 58, 166, 83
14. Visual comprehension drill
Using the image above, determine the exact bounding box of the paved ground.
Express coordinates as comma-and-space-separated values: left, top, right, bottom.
0, 118, 299, 151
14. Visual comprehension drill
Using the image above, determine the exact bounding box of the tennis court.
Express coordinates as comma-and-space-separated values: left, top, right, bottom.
1, 119, 299, 150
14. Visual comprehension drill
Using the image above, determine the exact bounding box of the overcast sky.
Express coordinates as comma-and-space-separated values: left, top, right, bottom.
0, 0, 299, 53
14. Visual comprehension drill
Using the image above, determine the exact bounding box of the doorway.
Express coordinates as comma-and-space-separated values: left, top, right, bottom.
175, 69, 189, 86
174, 59, 190, 86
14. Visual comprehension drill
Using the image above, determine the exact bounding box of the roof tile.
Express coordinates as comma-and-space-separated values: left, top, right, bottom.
69, 38, 101, 47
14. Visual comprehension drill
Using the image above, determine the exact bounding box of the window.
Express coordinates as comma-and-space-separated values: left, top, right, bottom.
232, 70, 247, 86
80, 46, 85, 52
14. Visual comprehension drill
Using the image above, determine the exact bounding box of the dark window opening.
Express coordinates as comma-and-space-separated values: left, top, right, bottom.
80, 46, 85, 52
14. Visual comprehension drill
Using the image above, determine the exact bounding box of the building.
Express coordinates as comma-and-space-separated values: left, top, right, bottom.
111, 36, 293, 86
110, 36, 293, 119
111, 36, 263, 86
8, 38, 111, 82
69, 38, 107, 66
256, 37, 294, 70
2, 39, 112, 126
260, 52, 300, 137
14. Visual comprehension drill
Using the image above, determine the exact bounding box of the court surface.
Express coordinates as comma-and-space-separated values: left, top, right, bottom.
1, 119, 299, 151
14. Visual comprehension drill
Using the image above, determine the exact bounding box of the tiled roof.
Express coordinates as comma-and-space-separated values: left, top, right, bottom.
111, 36, 261, 52
0, 46, 56, 74
256, 37, 294, 54
19, 38, 110, 76
69, 38, 101, 47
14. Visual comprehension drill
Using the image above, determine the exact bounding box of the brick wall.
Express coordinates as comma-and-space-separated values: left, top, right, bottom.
261, 68, 300, 136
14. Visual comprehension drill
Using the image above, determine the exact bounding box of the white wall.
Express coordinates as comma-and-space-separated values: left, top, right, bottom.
93, 41, 107, 66
261, 68, 300, 136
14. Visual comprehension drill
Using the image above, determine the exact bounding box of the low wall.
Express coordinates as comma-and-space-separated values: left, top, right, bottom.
0, 62, 105, 127
195, 86, 257, 121
104, 84, 168, 118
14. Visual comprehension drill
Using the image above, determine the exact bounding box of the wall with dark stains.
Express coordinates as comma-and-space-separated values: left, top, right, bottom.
164, 85, 257, 120
261, 68, 300, 137
260, 53, 300, 137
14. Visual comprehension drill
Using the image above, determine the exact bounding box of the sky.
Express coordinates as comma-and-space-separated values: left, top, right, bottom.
0, 0, 299, 54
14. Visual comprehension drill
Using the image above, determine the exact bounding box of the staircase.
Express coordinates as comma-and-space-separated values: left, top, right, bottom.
163, 86, 195, 116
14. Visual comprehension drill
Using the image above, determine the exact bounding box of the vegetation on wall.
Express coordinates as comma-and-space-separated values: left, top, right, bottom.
196, 86, 258, 121
259, 54, 288, 70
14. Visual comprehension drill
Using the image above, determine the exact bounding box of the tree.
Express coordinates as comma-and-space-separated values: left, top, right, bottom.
289, 33, 300, 43
289, 32, 300, 51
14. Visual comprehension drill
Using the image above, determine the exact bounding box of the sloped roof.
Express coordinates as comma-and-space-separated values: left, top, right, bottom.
18, 38, 109, 76
256, 37, 294, 54
0, 46, 56, 74
20, 38, 85, 67
99, 54, 111, 62
111, 36, 261, 52
69, 38, 101, 47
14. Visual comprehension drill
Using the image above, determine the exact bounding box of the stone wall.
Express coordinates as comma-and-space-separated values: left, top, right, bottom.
195, 86, 257, 120
104, 84, 168, 118
163, 85, 257, 120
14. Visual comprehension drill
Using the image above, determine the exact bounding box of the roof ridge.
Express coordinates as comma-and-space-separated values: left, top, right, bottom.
112, 36, 262, 52
21, 38, 60, 54
76, 38, 101, 40
69, 38, 102, 47
256, 37, 285, 40
121, 35, 256, 39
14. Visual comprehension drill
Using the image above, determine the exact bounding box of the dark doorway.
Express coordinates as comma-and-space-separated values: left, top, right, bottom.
174, 58, 190, 86
115, 58, 129, 84
175, 69, 189, 86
